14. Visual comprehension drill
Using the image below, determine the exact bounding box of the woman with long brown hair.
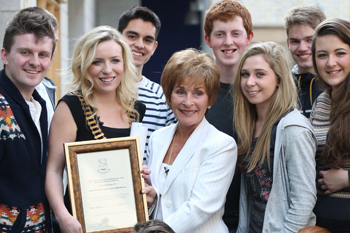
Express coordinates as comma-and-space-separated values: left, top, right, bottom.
310, 18, 350, 232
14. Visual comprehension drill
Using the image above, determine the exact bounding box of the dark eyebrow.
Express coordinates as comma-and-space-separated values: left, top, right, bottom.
335, 48, 348, 51
125, 30, 155, 41
316, 48, 348, 54
125, 30, 139, 36
289, 35, 313, 41
145, 35, 155, 41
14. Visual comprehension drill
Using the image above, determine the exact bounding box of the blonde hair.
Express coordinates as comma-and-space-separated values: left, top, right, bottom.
67, 25, 139, 123
161, 48, 220, 108
233, 41, 297, 172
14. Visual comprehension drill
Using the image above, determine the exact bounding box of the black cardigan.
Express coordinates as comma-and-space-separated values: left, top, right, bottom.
0, 69, 50, 232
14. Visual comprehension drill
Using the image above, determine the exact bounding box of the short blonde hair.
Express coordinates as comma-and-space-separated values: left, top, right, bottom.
67, 25, 139, 123
161, 48, 220, 108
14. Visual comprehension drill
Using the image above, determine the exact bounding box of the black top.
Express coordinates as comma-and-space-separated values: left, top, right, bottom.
60, 93, 145, 213
293, 72, 323, 118
59, 94, 145, 141
239, 113, 285, 232
206, 82, 234, 136
241, 137, 274, 233
206, 82, 240, 230
0, 69, 51, 232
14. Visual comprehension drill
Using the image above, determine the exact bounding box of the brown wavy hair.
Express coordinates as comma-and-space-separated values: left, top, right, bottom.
161, 48, 220, 110
311, 18, 350, 168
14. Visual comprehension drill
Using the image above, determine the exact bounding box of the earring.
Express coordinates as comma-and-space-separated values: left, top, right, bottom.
207, 106, 211, 110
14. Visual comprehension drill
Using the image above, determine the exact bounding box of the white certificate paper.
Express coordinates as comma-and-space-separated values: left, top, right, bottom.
77, 149, 137, 232
130, 122, 148, 164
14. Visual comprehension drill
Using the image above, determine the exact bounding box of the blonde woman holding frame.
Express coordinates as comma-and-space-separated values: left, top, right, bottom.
46, 26, 145, 233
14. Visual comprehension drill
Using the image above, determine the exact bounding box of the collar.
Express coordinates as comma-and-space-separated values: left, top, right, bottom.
0, 69, 25, 103
0, 69, 46, 116
291, 65, 317, 84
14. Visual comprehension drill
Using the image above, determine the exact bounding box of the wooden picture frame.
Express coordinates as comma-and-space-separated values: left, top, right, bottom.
64, 136, 149, 233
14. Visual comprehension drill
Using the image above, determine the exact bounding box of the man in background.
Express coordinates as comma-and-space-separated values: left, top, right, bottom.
204, 0, 254, 232
285, 5, 326, 118
118, 6, 176, 164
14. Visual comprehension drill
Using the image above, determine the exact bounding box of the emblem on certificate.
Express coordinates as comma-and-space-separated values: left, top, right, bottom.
64, 136, 149, 233
97, 158, 110, 174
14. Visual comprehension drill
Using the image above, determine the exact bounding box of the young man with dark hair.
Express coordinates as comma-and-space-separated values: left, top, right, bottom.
118, 6, 176, 164
0, 8, 55, 233
204, 0, 254, 232
285, 5, 326, 118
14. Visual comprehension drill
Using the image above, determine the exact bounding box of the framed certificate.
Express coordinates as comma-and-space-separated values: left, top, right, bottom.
64, 136, 149, 233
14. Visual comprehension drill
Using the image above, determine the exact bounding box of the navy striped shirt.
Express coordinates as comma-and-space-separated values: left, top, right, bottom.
136, 76, 177, 164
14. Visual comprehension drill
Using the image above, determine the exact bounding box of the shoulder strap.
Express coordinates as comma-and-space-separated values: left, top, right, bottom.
76, 92, 106, 140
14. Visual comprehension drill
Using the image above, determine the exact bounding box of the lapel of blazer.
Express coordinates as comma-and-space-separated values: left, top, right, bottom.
151, 124, 177, 192
162, 117, 210, 195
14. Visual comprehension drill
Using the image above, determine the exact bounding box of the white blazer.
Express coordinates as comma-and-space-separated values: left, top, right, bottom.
148, 117, 237, 233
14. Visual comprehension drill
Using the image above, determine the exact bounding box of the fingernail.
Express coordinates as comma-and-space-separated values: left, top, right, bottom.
141, 170, 144, 173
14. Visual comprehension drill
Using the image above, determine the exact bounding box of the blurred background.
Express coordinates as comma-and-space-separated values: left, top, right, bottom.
0, 0, 349, 99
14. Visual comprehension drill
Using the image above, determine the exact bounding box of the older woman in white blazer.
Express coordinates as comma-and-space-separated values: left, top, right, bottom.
145, 48, 237, 233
